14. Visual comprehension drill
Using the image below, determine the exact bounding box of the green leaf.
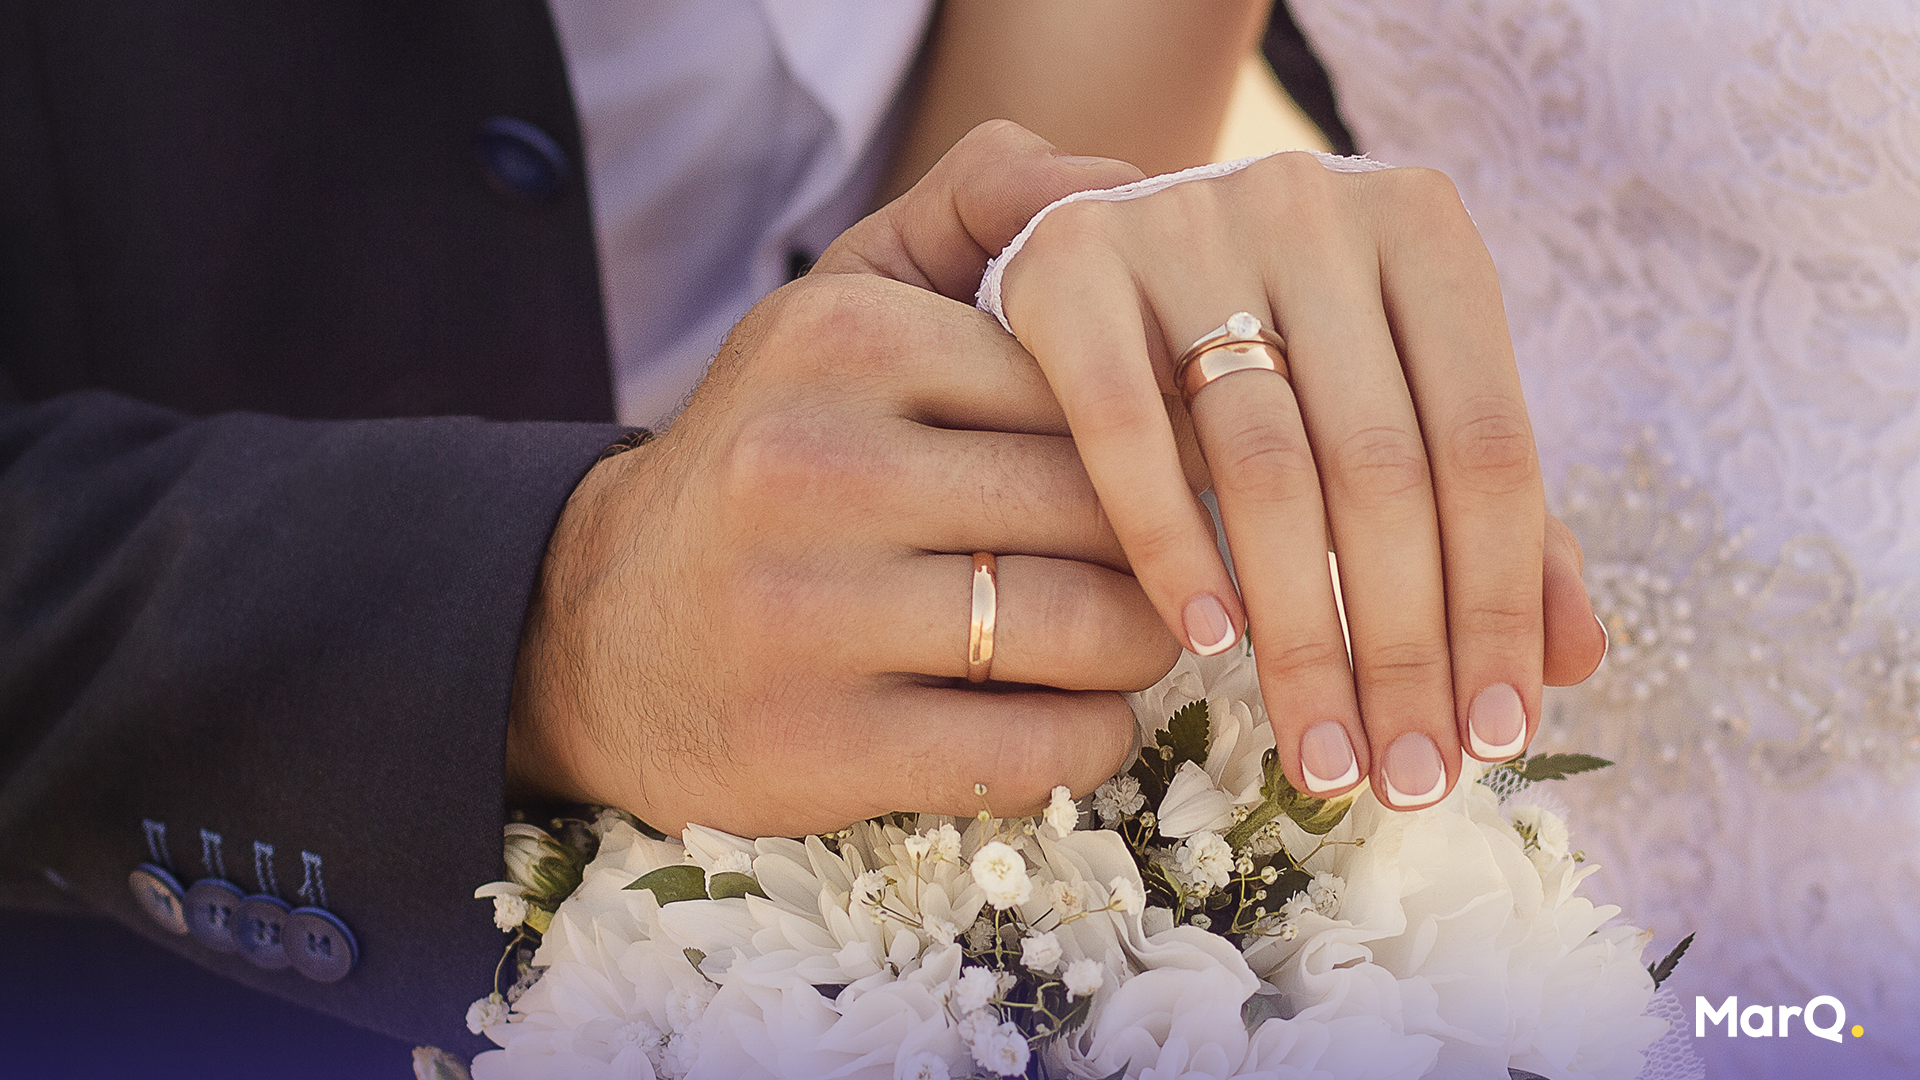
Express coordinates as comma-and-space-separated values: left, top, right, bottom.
1648, 932, 1694, 989
706, 872, 768, 900
1226, 750, 1355, 848
1156, 700, 1212, 769
684, 947, 707, 971
1519, 753, 1614, 782
624, 864, 709, 904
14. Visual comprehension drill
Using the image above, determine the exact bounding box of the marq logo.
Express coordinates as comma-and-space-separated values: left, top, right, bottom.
1695, 995, 1860, 1043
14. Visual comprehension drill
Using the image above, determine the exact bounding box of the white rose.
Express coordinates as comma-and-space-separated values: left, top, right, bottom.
1063, 957, 1103, 1001
970, 841, 1033, 909
1173, 830, 1235, 893
1043, 785, 1078, 839
1020, 930, 1063, 973
1155, 761, 1237, 839
969, 1019, 1031, 1077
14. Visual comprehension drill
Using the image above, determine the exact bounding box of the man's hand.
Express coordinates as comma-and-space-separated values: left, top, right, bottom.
509, 269, 1176, 838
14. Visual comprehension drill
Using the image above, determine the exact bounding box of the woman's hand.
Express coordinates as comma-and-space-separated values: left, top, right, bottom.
842, 122, 1603, 811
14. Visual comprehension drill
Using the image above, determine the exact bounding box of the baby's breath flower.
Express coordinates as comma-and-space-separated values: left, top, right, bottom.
1044, 785, 1078, 838
849, 869, 888, 910
1307, 872, 1345, 919
465, 992, 508, 1035
1046, 878, 1086, 919
1107, 875, 1146, 915
954, 965, 998, 1014
969, 1019, 1031, 1077
903, 832, 933, 861
710, 850, 752, 876
1063, 957, 1103, 1000
930, 823, 962, 863
970, 841, 1033, 909
1093, 774, 1146, 825
491, 893, 529, 931
899, 1051, 951, 1080
1020, 929, 1063, 973
1260, 865, 1279, 884
1174, 830, 1235, 893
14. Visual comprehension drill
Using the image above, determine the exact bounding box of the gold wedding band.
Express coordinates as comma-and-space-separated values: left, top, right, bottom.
967, 553, 998, 683
1174, 311, 1290, 400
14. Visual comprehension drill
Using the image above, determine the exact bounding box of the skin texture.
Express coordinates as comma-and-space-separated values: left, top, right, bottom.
509, 124, 1606, 837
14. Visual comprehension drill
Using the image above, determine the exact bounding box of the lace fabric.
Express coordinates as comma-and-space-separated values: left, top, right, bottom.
1285, 1, 1920, 1076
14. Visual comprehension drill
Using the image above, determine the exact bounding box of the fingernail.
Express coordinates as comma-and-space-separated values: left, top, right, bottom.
1467, 683, 1528, 761
1183, 594, 1236, 656
1381, 733, 1445, 808
1596, 613, 1610, 667
1300, 722, 1360, 793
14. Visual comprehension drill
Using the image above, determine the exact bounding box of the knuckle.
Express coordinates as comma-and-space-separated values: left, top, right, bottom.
1255, 636, 1352, 683
1455, 599, 1538, 641
1384, 165, 1466, 216
1029, 198, 1122, 255
1331, 425, 1433, 506
1359, 637, 1452, 687
1213, 422, 1321, 510
1446, 400, 1539, 495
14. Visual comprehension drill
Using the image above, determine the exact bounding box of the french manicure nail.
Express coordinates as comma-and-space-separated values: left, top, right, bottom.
1382, 733, 1445, 808
1300, 722, 1360, 793
1183, 593, 1236, 656
1596, 613, 1610, 667
1467, 683, 1528, 761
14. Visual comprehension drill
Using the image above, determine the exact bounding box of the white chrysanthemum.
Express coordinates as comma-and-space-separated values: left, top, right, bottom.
1044, 785, 1078, 838
1093, 773, 1145, 825
1173, 830, 1235, 893
970, 841, 1033, 909
1063, 957, 1103, 1000
1020, 930, 1063, 973
1156, 760, 1237, 839
465, 993, 508, 1036
969, 1020, 1031, 1077
953, 965, 998, 1014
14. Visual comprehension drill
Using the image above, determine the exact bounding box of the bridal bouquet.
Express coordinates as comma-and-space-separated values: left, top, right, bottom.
453, 645, 1689, 1080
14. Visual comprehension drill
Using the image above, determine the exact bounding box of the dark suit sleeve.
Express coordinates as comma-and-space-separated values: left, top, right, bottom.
0, 389, 625, 1052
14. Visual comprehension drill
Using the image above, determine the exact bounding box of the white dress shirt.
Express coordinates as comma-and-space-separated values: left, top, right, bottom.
546, 0, 935, 426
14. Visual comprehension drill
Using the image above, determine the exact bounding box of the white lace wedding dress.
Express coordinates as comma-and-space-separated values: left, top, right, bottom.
1286, 2, 1920, 1077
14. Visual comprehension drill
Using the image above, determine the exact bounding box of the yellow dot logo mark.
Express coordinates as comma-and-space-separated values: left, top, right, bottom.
1852, 1024, 1865, 1038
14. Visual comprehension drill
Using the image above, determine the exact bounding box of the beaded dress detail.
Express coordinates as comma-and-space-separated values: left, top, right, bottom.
1286, 2, 1920, 1076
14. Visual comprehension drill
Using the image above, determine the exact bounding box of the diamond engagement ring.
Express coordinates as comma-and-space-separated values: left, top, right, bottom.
1174, 311, 1290, 400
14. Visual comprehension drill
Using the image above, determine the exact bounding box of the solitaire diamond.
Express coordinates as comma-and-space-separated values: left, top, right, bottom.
1226, 311, 1260, 337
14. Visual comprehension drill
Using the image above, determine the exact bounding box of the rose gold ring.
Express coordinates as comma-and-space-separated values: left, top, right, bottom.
1174, 311, 1290, 400
967, 553, 998, 683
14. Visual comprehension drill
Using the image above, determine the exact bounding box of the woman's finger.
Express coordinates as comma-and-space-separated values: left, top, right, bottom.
1367, 167, 1546, 763
999, 210, 1248, 658
1243, 157, 1461, 810
1543, 512, 1606, 686
1181, 352, 1369, 796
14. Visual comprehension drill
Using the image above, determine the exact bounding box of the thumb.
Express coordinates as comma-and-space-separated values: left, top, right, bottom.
813, 119, 1145, 302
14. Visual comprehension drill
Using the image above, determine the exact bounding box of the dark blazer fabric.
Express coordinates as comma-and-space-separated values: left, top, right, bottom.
1, 0, 630, 1057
